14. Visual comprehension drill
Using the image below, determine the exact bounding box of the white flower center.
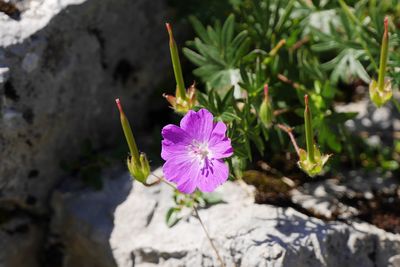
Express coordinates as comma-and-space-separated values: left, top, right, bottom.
189, 141, 211, 161
188, 140, 215, 177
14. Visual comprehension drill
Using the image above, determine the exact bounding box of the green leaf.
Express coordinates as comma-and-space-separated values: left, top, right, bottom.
221, 14, 235, 49
202, 192, 224, 205
189, 16, 212, 43
165, 207, 181, 228
182, 48, 208, 66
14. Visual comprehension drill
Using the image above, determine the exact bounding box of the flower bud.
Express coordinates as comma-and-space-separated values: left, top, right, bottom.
370, 17, 392, 107
116, 98, 150, 184
259, 84, 273, 127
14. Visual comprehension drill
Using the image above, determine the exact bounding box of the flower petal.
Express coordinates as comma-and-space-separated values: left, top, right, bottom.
197, 159, 229, 192
162, 155, 201, 194
161, 124, 191, 144
161, 140, 188, 160
180, 109, 214, 142
162, 155, 191, 183
177, 178, 197, 194
211, 121, 227, 137
209, 137, 233, 159
207, 121, 233, 159
161, 124, 192, 160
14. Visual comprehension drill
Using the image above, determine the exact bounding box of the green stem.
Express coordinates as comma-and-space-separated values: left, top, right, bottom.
166, 23, 186, 99
304, 95, 315, 163
378, 17, 389, 92
116, 99, 140, 164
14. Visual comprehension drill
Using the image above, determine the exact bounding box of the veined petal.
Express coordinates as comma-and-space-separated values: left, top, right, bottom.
162, 154, 193, 184
209, 137, 233, 159
211, 121, 227, 138
161, 124, 191, 144
209, 122, 233, 159
161, 140, 188, 160
177, 176, 197, 194
180, 109, 214, 141
197, 159, 229, 192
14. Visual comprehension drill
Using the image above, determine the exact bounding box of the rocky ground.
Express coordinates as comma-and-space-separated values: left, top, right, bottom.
49, 168, 400, 267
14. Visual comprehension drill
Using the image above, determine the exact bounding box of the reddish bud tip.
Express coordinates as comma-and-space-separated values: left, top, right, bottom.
304, 94, 309, 106
165, 23, 172, 36
115, 98, 123, 113
264, 84, 269, 97
384, 16, 389, 31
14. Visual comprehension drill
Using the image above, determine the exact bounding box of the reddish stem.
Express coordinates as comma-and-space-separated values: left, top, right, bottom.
277, 124, 301, 157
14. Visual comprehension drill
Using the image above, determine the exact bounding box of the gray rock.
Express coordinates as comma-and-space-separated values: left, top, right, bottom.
50, 168, 132, 267
0, 0, 170, 265
51, 168, 400, 267
0, 216, 42, 267
290, 170, 399, 221
335, 96, 400, 146
0, 0, 170, 209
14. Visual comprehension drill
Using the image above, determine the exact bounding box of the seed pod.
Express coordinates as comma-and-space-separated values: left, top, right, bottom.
370, 17, 392, 107
116, 98, 150, 184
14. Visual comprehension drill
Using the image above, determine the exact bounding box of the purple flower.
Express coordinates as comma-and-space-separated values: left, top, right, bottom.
161, 109, 233, 193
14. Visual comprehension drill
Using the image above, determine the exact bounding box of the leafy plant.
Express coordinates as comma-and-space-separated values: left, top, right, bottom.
179, 0, 399, 176
183, 15, 250, 94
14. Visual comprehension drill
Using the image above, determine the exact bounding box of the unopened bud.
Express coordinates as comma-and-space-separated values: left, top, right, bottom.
259, 84, 273, 127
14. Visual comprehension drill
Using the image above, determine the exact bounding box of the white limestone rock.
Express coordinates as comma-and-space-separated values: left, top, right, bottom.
50, 168, 400, 267
0, 0, 170, 209
0, 0, 170, 266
